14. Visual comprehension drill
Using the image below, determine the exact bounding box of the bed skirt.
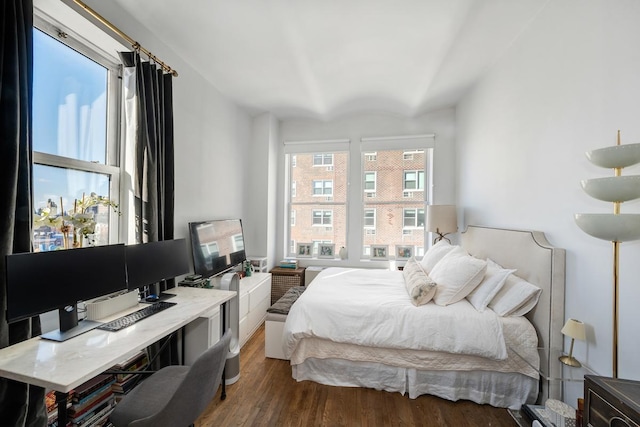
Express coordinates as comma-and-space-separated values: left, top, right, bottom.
292, 357, 538, 410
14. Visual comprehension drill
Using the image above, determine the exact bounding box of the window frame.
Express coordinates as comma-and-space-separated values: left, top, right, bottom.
32, 15, 123, 245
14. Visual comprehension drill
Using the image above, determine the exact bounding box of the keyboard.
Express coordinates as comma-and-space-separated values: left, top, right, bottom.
97, 301, 177, 332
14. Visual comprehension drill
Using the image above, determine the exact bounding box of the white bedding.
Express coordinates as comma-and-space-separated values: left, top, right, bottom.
283, 267, 511, 361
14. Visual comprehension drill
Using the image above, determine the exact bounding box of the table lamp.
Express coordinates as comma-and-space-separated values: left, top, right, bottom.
559, 318, 586, 367
426, 205, 457, 244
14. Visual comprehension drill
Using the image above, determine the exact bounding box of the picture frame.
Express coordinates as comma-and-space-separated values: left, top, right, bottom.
296, 242, 313, 258
370, 244, 389, 260
395, 245, 413, 260
318, 243, 335, 259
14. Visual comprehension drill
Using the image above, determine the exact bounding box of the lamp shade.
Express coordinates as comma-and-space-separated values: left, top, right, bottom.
561, 318, 586, 341
426, 205, 457, 234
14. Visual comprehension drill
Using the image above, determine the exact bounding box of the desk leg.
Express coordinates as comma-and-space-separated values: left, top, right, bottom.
55, 391, 69, 426
221, 300, 227, 401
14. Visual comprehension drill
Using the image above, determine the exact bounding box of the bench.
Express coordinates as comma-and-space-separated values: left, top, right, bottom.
264, 286, 305, 359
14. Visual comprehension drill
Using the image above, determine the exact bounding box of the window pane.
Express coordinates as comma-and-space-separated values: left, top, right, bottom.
33, 29, 108, 163
288, 151, 347, 256
33, 165, 112, 251
362, 149, 427, 257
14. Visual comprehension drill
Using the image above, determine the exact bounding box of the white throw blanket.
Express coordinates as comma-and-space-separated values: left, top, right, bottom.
283, 268, 508, 360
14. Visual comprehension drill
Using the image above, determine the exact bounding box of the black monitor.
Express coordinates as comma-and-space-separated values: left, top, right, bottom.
188, 219, 246, 278
125, 239, 191, 300
5, 244, 127, 341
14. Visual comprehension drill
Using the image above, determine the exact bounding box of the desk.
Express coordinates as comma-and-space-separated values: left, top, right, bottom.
0, 286, 235, 425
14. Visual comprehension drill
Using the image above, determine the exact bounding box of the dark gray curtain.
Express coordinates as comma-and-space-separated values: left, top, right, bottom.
119, 52, 177, 367
0, 0, 47, 425
120, 52, 175, 287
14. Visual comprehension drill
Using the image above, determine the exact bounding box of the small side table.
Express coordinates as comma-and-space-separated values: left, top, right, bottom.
269, 267, 305, 304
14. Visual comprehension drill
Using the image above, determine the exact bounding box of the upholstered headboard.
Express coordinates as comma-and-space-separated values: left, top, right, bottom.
461, 225, 566, 402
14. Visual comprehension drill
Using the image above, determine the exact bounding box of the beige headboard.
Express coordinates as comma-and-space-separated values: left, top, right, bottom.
461, 225, 566, 402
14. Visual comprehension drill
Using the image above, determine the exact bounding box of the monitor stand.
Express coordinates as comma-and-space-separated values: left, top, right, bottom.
41, 304, 101, 342
41, 320, 102, 342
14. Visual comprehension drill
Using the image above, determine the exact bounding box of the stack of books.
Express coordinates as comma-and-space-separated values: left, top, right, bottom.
279, 259, 298, 269
110, 351, 149, 401
67, 374, 116, 427
45, 390, 72, 427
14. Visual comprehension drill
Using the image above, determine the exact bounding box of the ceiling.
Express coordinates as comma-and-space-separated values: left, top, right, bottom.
91, 0, 547, 120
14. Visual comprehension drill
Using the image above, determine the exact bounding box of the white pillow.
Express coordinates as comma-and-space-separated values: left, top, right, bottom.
488, 273, 542, 316
419, 240, 456, 273
466, 258, 516, 312
429, 246, 487, 306
402, 257, 436, 306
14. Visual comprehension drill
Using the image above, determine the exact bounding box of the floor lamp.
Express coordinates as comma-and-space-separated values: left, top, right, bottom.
575, 131, 640, 378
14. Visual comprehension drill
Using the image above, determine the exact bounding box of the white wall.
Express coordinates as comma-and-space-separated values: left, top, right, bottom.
277, 109, 457, 265
457, 0, 640, 391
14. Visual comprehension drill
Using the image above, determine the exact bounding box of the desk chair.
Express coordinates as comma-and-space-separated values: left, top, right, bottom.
109, 329, 231, 427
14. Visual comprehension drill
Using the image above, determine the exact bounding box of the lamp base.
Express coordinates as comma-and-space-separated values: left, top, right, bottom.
559, 355, 582, 367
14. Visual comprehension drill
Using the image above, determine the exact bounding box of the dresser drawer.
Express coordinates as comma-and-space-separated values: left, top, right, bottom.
585, 376, 640, 427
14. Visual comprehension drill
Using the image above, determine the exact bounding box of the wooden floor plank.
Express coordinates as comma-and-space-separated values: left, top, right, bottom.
197, 325, 517, 426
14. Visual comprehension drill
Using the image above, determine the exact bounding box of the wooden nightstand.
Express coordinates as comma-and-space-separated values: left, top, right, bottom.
584, 375, 640, 427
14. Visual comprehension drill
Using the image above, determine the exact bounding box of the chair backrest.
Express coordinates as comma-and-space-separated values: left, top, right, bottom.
138, 329, 231, 427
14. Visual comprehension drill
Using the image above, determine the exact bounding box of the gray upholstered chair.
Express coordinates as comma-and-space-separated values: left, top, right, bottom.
109, 329, 231, 427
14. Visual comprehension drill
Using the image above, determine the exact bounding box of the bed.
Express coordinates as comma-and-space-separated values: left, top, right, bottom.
282, 226, 565, 409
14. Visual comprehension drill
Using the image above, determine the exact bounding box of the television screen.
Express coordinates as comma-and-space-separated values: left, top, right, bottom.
125, 239, 191, 291
188, 219, 246, 278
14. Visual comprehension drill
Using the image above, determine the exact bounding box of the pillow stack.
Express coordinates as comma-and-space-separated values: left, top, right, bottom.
408, 240, 542, 316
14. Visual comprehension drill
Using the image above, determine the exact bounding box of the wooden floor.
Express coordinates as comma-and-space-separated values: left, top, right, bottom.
196, 325, 518, 426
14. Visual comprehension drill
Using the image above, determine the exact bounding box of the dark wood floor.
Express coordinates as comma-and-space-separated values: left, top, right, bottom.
197, 325, 518, 426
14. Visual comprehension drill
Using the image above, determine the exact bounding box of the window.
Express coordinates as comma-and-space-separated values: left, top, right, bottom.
284, 135, 432, 261
364, 209, 376, 228
312, 210, 333, 226
364, 172, 376, 192
403, 208, 425, 228
403, 170, 425, 191
32, 22, 121, 252
312, 180, 333, 196
313, 153, 333, 166
362, 147, 430, 258
285, 147, 347, 258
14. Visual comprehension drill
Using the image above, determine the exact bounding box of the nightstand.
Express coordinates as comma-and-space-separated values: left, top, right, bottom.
507, 347, 598, 426
584, 375, 640, 426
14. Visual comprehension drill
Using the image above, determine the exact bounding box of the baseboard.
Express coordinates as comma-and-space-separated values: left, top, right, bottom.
85, 290, 139, 320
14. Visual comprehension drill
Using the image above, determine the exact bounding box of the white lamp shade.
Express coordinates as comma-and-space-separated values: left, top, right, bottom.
426, 205, 458, 234
561, 318, 586, 341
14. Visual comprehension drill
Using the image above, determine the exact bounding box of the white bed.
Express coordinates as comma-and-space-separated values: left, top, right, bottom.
282, 226, 566, 409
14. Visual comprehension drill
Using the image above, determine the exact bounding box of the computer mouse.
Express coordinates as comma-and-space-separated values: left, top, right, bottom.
145, 294, 159, 302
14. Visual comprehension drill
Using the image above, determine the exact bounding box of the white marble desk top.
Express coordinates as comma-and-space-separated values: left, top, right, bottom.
0, 286, 235, 392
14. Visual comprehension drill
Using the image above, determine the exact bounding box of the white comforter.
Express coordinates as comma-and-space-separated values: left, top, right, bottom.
283, 267, 508, 361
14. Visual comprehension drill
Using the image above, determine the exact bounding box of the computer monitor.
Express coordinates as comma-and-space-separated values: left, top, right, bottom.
188, 219, 246, 279
125, 239, 191, 300
5, 244, 127, 341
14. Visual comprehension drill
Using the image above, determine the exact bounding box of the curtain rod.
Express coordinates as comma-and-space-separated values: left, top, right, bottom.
72, 0, 178, 77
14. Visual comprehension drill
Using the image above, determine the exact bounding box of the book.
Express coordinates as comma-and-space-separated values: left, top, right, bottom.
73, 375, 115, 403
279, 259, 298, 268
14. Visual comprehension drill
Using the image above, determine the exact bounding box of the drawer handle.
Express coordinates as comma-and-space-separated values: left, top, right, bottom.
610, 416, 632, 427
